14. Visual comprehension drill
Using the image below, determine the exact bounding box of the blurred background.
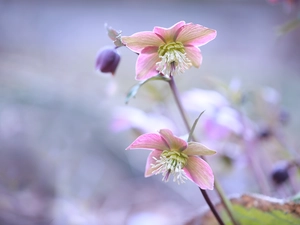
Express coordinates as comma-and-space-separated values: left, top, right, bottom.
0, 0, 300, 224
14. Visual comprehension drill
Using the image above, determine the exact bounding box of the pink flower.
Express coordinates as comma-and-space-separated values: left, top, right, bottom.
121, 21, 216, 80
126, 129, 216, 190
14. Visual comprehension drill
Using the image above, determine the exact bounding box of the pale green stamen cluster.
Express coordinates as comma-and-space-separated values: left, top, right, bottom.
156, 42, 192, 76
151, 150, 188, 184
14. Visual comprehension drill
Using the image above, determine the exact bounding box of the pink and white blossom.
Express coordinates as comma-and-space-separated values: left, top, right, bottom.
126, 129, 216, 190
122, 21, 216, 80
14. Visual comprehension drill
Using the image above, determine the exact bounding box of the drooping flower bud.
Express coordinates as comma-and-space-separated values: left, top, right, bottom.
257, 127, 272, 140
95, 46, 120, 75
271, 161, 290, 185
271, 167, 289, 185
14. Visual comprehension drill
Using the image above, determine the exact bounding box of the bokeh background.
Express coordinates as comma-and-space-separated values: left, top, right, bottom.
0, 0, 300, 224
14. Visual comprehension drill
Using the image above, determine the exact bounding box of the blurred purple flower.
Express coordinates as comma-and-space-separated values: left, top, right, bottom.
267, 0, 298, 5
126, 129, 216, 189
182, 88, 229, 112
95, 46, 120, 75
267, 0, 299, 13
261, 87, 281, 105
110, 106, 177, 134
203, 106, 243, 140
182, 88, 243, 140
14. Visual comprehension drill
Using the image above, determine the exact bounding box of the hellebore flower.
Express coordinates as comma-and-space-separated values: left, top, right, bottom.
121, 21, 216, 80
126, 129, 216, 190
95, 46, 120, 75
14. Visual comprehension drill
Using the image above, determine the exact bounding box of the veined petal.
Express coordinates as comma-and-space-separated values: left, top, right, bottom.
136, 46, 160, 80
153, 21, 186, 43
184, 156, 214, 190
145, 150, 162, 177
184, 46, 202, 68
158, 129, 187, 151
184, 142, 216, 156
126, 133, 169, 150
122, 31, 164, 53
176, 24, 217, 47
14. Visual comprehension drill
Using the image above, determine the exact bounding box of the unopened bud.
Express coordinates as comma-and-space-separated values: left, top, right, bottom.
258, 127, 272, 140
95, 47, 120, 75
271, 161, 290, 185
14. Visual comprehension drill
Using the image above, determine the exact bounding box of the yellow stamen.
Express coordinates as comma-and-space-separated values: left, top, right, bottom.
151, 150, 188, 184
156, 42, 192, 76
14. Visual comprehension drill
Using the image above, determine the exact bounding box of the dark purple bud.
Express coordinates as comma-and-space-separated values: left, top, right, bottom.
271, 162, 290, 185
257, 127, 272, 140
95, 46, 120, 75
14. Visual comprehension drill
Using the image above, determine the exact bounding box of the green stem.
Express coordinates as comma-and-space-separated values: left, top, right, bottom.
214, 181, 237, 225
168, 76, 233, 225
199, 187, 225, 225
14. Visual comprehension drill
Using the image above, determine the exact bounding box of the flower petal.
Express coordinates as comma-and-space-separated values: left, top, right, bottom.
176, 24, 217, 47
153, 21, 186, 43
126, 133, 169, 150
184, 156, 214, 190
121, 32, 164, 53
184, 45, 202, 68
145, 150, 162, 177
136, 46, 160, 80
158, 129, 187, 151
184, 142, 216, 156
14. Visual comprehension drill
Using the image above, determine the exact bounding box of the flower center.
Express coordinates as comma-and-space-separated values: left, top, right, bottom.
156, 42, 192, 77
151, 150, 188, 184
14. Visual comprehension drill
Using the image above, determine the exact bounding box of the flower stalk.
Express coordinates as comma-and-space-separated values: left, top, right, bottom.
168, 76, 238, 225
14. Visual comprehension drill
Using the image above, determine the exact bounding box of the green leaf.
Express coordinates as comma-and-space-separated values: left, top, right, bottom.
125, 74, 169, 104
291, 192, 300, 204
277, 18, 300, 36
187, 110, 205, 142
193, 194, 300, 225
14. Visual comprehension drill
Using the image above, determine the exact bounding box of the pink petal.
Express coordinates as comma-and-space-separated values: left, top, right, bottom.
136, 46, 160, 80
176, 24, 217, 47
184, 46, 202, 68
126, 133, 169, 151
153, 21, 186, 43
145, 150, 162, 177
183, 142, 216, 156
184, 156, 214, 190
121, 31, 164, 53
158, 129, 187, 151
